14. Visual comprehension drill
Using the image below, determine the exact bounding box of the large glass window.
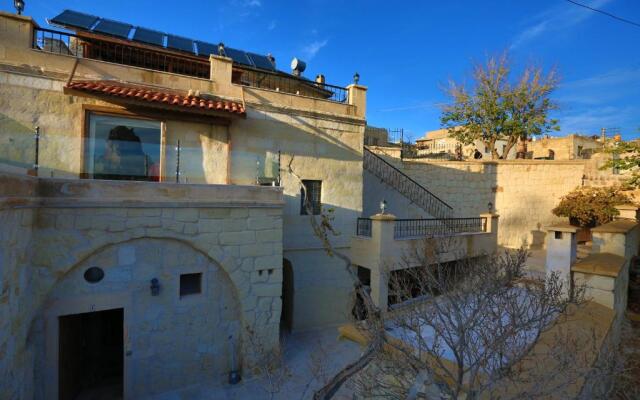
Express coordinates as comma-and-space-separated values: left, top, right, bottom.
84, 113, 161, 181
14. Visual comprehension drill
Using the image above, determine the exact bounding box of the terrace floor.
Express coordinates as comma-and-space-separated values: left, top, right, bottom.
146, 327, 363, 400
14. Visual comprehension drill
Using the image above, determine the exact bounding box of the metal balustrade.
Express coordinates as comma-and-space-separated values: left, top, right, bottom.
363, 147, 453, 218
394, 217, 487, 239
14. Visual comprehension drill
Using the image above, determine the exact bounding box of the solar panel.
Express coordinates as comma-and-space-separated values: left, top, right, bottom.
195, 41, 220, 57
93, 19, 132, 39
247, 53, 275, 71
224, 47, 254, 67
133, 27, 165, 47
167, 35, 194, 54
50, 10, 99, 30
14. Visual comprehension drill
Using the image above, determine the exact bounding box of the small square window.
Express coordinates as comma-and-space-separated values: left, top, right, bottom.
300, 180, 322, 215
180, 273, 202, 297
554, 231, 563, 240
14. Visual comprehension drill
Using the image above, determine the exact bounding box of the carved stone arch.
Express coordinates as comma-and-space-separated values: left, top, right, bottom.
32, 237, 244, 399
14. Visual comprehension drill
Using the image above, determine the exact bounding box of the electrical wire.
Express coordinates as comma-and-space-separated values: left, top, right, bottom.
564, 0, 640, 29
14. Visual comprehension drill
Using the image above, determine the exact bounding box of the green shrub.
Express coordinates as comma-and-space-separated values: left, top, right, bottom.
552, 187, 632, 227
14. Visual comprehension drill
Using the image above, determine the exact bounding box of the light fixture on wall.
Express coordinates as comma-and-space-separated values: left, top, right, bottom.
150, 278, 160, 296
380, 199, 387, 214
14, 0, 24, 15
487, 201, 494, 213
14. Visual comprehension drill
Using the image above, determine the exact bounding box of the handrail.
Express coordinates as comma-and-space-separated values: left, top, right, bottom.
394, 217, 486, 239
363, 147, 453, 218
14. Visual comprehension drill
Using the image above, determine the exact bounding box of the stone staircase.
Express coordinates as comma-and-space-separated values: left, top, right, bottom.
363, 147, 453, 219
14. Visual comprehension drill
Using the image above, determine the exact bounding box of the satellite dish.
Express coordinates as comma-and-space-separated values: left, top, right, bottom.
290, 57, 306, 75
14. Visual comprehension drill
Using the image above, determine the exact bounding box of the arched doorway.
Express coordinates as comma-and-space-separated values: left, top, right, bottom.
281, 259, 294, 333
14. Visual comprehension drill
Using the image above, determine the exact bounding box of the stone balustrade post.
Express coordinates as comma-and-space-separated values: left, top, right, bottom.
545, 223, 579, 285
347, 84, 367, 119
368, 213, 396, 311
615, 204, 639, 221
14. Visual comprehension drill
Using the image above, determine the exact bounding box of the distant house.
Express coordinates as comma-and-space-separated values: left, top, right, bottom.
415, 128, 516, 160
528, 134, 601, 160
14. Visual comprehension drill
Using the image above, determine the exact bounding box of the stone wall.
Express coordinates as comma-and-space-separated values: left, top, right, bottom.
0, 173, 284, 399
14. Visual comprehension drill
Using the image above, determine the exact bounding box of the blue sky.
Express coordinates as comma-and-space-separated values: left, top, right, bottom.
7, 0, 640, 140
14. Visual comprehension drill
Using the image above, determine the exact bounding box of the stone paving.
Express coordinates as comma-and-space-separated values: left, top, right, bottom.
146, 327, 363, 400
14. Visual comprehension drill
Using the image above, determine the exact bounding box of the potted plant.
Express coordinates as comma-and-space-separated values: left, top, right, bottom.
552, 186, 632, 242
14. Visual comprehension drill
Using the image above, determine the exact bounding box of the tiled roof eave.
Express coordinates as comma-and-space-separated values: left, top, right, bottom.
64, 80, 246, 118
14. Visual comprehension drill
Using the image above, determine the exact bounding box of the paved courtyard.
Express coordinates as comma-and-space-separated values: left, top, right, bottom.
146, 327, 363, 400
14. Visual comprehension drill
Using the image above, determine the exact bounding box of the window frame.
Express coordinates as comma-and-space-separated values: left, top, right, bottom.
81, 105, 167, 181
179, 272, 203, 298
300, 179, 322, 215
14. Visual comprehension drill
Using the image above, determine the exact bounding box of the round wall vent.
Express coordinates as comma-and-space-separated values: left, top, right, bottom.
84, 267, 105, 283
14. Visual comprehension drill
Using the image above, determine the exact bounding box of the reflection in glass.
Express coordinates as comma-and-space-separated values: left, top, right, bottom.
85, 114, 161, 181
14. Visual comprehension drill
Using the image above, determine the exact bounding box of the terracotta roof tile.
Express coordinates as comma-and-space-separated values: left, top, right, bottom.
65, 80, 245, 116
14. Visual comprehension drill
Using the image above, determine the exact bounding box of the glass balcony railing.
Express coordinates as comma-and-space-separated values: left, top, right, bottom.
0, 127, 281, 186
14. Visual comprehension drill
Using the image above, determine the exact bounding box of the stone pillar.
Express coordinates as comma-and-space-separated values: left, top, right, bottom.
368, 213, 396, 311
347, 84, 367, 119
479, 213, 499, 234
545, 223, 579, 281
615, 204, 639, 221
209, 54, 233, 85
592, 219, 640, 260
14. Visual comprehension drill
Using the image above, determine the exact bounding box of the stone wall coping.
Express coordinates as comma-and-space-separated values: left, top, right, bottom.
479, 212, 499, 218
401, 157, 588, 166
0, 172, 284, 208
571, 252, 625, 278
591, 219, 638, 234
370, 213, 397, 221
615, 203, 639, 211
0, 10, 36, 25
544, 223, 580, 233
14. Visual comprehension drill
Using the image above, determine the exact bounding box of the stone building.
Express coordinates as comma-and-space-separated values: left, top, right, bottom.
528, 133, 601, 160
415, 128, 517, 160
0, 9, 366, 399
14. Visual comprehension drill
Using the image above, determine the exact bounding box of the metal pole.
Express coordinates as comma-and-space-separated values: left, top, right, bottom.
33, 126, 40, 176
175, 140, 180, 183
277, 150, 281, 186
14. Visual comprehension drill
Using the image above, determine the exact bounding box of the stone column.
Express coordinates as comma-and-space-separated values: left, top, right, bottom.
545, 223, 579, 282
347, 84, 367, 119
369, 213, 396, 311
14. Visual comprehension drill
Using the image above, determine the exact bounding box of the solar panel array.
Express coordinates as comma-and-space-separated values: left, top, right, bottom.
50, 10, 277, 71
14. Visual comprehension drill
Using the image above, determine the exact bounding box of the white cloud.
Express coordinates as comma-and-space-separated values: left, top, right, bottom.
268, 20, 277, 31
556, 105, 638, 135
301, 39, 328, 60
246, 0, 261, 6
555, 67, 640, 105
510, 0, 613, 49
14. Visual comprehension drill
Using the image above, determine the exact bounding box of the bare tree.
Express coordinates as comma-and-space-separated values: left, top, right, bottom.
286, 157, 624, 399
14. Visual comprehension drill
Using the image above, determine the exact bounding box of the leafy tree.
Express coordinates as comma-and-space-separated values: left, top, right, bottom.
441, 54, 559, 159
602, 140, 640, 188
